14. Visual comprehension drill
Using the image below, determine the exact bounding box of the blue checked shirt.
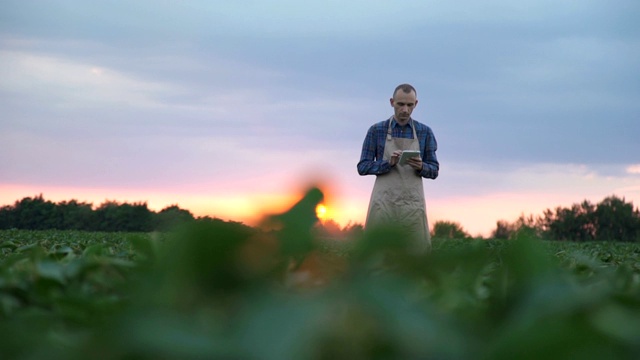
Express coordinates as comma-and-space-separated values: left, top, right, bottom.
357, 118, 439, 179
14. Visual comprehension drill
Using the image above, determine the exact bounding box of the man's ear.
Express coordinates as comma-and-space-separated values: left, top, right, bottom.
389, 98, 394, 107
415, 99, 419, 107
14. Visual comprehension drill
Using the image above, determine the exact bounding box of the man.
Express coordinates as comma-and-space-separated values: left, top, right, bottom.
357, 84, 439, 252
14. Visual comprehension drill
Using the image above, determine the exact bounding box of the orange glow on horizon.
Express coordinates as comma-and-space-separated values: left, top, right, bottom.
0, 182, 355, 228
4, 182, 636, 238
316, 204, 327, 219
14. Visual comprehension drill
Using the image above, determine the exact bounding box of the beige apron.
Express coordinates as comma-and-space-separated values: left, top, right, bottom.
364, 118, 431, 252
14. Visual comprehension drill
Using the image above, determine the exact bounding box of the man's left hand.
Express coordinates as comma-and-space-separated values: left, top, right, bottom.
406, 157, 423, 171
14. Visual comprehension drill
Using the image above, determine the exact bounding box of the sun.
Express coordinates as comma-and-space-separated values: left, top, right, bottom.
315, 204, 327, 219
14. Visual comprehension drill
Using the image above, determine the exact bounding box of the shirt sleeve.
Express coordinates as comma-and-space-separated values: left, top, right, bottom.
418, 127, 439, 179
357, 125, 391, 176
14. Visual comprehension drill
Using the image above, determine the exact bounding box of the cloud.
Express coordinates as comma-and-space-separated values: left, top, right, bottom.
427, 162, 640, 199
627, 164, 640, 175
1, 0, 639, 235
0, 50, 178, 109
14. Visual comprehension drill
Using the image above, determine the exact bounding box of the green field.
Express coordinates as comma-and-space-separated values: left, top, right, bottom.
1, 226, 640, 359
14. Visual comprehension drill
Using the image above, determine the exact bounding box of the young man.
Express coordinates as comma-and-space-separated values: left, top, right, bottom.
357, 84, 439, 252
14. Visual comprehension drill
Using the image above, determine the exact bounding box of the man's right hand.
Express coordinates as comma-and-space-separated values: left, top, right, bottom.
389, 150, 402, 167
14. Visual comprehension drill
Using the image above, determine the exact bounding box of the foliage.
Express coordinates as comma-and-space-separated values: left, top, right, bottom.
541, 200, 598, 241
154, 205, 197, 231
595, 196, 640, 241
4, 194, 639, 243
314, 220, 364, 241
494, 195, 640, 242
0, 195, 195, 232
431, 220, 471, 239
492, 214, 540, 240
1, 189, 640, 359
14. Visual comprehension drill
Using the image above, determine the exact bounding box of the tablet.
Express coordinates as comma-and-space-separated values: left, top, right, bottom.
399, 150, 421, 165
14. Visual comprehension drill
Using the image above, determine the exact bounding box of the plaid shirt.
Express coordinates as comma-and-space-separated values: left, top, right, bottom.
357, 117, 439, 179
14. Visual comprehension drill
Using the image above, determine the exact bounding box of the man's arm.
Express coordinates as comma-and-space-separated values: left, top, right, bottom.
357, 125, 392, 176
418, 127, 439, 179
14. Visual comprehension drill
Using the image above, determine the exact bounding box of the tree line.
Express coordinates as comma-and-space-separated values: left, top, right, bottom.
432, 195, 640, 242
493, 195, 640, 242
0, 194, 197, 232
0, 194, 361, 237
2, 194, 639, 242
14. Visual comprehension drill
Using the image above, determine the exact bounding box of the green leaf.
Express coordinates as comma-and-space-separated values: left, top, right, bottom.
0, 241, 18, 250
50, 246, 74, 260
83, 244, 106, 257
36, 261, 66, 284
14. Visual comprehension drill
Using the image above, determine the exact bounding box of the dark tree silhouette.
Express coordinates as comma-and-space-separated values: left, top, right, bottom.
432, 220, 471, 239
492, 195, 640, 242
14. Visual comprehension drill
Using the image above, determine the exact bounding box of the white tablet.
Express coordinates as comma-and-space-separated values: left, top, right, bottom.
399, 150, 421, 165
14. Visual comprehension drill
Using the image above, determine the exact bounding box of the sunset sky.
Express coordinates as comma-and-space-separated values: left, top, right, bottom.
1, 0, 639, 236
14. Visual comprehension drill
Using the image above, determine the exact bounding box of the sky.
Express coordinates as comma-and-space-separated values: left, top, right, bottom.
1, 0, 639, 236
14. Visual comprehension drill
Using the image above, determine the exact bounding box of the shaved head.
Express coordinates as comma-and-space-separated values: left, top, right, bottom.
393, 83, 417, 98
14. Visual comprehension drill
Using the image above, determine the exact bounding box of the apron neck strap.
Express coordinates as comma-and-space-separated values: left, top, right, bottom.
386, 116, 393, 140
387, 116, 416, 140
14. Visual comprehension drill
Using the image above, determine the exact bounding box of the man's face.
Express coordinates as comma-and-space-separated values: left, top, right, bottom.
390, 90, 418, 124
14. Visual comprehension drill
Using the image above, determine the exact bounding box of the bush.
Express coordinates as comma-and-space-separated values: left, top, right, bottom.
432, 220, 471, 239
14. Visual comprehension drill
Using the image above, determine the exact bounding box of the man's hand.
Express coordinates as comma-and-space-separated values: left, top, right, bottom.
389, 150, 402, 166
407, 157, 423, 171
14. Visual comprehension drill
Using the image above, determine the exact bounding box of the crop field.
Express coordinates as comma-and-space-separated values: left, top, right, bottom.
1, 223, 640, 359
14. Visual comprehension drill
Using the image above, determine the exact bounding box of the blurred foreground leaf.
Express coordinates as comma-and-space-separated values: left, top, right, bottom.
1, 195, 640, 359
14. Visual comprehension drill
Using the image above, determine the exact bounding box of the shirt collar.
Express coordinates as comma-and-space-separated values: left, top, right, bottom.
391, 117, 413, 129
